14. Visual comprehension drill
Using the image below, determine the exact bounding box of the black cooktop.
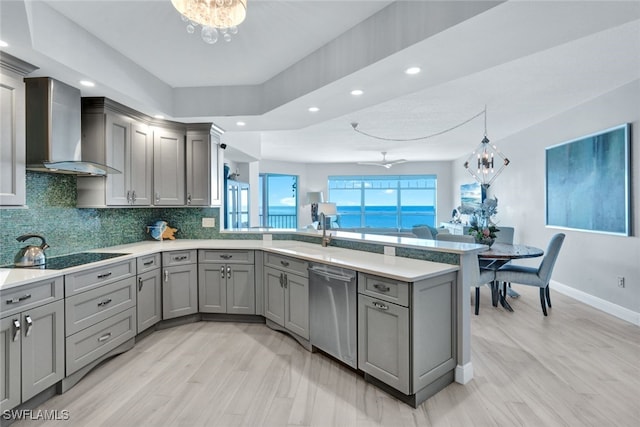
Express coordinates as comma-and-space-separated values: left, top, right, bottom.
11, 252, 130, 270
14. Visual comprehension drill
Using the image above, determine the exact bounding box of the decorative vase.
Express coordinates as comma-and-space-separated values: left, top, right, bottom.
475, 236, 495, 247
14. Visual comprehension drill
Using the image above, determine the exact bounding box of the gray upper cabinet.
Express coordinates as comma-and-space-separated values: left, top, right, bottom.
186, 129, 211, 206
103, 115, 153, 206
153, 127, 185, 206
0, 54, 36, 206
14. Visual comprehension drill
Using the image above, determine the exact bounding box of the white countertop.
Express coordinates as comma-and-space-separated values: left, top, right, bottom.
0, 239, 463, 291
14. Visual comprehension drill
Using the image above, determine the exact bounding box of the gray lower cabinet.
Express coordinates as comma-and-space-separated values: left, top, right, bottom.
357, 271, 457, 405
264, 259, 309, 341
137, 268, 162, 333
198, 250, 255, 315
0, 299, 65, 411
0, 277, 65, 411
64, 261, 137, 376
162, 251, 198, 320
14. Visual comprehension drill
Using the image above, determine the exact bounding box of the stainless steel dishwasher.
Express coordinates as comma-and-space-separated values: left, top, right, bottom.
309, 263, 357, 368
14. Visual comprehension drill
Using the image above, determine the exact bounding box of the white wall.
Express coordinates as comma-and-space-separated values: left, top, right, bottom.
451, 81, 640, 315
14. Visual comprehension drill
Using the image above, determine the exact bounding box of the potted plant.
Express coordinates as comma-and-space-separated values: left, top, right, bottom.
458, 197, 500, 246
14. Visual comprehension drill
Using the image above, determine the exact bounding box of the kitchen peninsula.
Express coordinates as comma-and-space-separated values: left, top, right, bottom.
0, 232, 486, 411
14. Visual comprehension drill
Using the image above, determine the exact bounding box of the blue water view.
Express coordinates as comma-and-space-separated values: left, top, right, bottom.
267, 205, 435, 229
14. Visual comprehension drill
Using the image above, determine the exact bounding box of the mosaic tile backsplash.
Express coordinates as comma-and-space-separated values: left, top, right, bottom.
0, 172, 224, 266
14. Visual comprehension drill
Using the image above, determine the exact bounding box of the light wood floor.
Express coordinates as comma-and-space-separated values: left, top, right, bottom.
12, 286, 640, 427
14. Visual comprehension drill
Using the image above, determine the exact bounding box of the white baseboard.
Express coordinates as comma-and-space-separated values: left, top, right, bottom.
551, 280, 640, 326
455, 363, 473, 384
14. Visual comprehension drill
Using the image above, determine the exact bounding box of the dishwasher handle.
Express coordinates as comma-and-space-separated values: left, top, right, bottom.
308, 266, 355, 282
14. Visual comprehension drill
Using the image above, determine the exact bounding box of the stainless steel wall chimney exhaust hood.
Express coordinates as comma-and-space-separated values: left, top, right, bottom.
25, 77, 120, 176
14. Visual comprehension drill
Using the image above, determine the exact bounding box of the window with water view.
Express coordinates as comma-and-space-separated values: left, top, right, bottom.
328, 175, 437, 229
259, 174, 298, 229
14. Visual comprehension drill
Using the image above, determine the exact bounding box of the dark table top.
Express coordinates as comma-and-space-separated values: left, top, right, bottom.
478, 242, 544, 260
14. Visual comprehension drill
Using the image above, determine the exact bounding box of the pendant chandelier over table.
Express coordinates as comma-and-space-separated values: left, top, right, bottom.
171, 0, 247, 44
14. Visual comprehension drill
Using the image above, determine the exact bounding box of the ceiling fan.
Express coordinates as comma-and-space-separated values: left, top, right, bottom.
357, 152, 408, 169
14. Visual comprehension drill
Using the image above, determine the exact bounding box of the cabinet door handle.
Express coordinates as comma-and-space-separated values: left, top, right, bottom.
98, 332, 112, 342
24, 315, 33, 337
126, 190, 132, 204
6, 294, 32, 304
280, 260, 290, 267
98, 298, 112, 307
164, 270, 169, 282
173, 255, 188, 261
219, 254, 232, 260
138, 277, 143, 291
155, 192, 160, 204
143, 260, 154, 266
373, 301, 389, 311
373, 284, 390, 292
187, 193, 192, 205
132, 190, 136, 203
279, 273, 284, 287
97, 272, 112, 279
227, 266, 232, 279
12, 319, 20, 342
220, 266, 226, 279
283, 273, 288, 289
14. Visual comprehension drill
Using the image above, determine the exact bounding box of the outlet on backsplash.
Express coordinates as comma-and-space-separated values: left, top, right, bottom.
202, 217, 216, 228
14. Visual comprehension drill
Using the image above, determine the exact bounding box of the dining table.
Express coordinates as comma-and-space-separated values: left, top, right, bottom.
478, 242, 544, 311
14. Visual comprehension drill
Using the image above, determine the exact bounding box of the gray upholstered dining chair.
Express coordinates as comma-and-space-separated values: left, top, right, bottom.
494, 233, 566, 316
435, 233, 492, 314
494, 226, 514, 244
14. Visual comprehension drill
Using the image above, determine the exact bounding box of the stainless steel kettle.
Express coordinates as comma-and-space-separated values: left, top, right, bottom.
14, 234, 49, 267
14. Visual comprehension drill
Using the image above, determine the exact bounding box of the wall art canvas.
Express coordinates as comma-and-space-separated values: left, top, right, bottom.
546, 123, 630, 235
460, 182, 485, 208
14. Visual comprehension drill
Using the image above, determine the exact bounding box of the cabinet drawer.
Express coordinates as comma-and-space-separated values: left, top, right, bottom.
358, 273, 409, 307
162, 250, 197, 266
264, 253, 308, 277
199, 250, 254, 264
65, 307, 136, 375
1, 277, 63, 317
137, 253, 161, 273
65, 277, 136, 336
65, 259, 136, 296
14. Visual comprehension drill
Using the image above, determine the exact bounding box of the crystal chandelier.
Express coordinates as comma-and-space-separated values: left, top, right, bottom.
463, 107, 510, 188
171, 0, 247, 44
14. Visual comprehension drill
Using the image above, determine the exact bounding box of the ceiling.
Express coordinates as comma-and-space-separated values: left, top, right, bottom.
1, 0, 639, 165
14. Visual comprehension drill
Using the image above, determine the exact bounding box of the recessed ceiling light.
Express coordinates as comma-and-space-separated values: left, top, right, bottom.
236, 121, 246, 127
405, 67, 421, 75
351, 89, 364, 96
80, 80, 95, 87
0, 40, 8, 48
154, 114, 165, 119
308, 107, 319, 112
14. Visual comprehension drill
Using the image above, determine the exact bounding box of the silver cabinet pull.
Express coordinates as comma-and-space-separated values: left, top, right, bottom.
279, 273, 284, 287
143, 260, 154, 266
164, 270, 169, 282
138, 277, 143, 291
219, 254, 232, 260
173, 255, 188, 261
280, 260, 290, 267
155, 192, 160, 204
126, 190, 132, 204
283, 273, 288, 289
98, 298, 112, 307
132, 190, 136, 203
373, 301, 389, 310
12, 319, 20, 342
373, 284, 390, 292
6, 294, 31, 304
186, 193, 192, 205
97, 272, 112, 279
220, 266, 225, 279
98, 333, 112, 342
227, 266, 232, 279
25, 315, 33, 337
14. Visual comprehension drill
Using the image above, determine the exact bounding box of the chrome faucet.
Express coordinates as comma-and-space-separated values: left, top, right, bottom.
320, 212, 332, 247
